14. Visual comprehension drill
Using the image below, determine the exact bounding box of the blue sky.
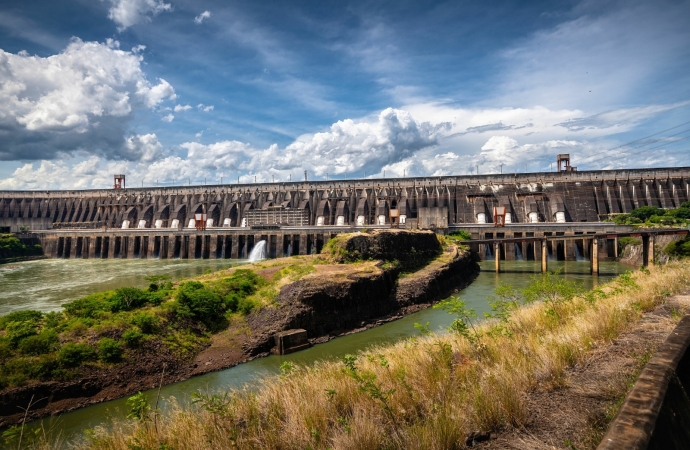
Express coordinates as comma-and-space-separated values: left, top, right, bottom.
0, 0, 689, 189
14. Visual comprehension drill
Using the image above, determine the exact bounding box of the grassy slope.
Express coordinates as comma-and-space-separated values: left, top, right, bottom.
55, 261, 690, 450
0, 232, 445, 391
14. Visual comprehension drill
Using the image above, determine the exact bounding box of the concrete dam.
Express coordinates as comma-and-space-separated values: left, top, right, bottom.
1, 166, 689, 262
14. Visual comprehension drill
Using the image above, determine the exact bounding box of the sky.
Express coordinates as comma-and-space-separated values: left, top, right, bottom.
0, 0, 689, 190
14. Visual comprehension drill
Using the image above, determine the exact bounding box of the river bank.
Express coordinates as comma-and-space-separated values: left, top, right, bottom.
0, 230, 479, 427
39, 260, 688, 450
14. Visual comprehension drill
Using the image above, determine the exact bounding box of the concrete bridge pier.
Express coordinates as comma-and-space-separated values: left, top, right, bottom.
642, 234, 655, 266
541, 239, 548, 273
494, 242, 501, 273
589, 238, 599, 275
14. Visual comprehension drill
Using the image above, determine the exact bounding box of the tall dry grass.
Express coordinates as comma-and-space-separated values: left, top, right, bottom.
31, 262, 690, 449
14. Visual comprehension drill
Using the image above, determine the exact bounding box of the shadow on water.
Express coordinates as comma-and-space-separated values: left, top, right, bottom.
14, 259, 633, 445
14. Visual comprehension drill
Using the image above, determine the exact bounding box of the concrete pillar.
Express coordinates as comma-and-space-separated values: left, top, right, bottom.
147, 236, 155, 258
565, 233, 575, 261
70, 237, 79, 259
137, 236, 144, 259
207, 235, 214, 259
167, 235, 176, 259
590, 238, 599, 275
231, 235, 239, 259
299, 233, 308, 255
189, 235, 198, 259
541, 239, 548, 273
86, 236, 96, 258
534, 233, 543, 262
127, 237, 136, 259
614, 236, 619, 258
495, 242, 501, 273
648, 235, 655, 266
108, 236, 117, 259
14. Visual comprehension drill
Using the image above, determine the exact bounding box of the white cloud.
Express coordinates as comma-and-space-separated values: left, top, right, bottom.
161, 114, 174, 122
2, 103, 686, 190
0, 38, 176, 161
107, 0, 172, 31
194, 11, 211, 24
197, 103, 214, 112
174, 104, 192, 112
122, 133, 162, 162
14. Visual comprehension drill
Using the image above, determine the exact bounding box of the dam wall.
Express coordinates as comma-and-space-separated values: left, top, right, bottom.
2, 167, 687, 262
1, 167, 688, 233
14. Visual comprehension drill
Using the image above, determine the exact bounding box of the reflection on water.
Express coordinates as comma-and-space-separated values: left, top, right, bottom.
0, 259, 243, 317
16, 259, 631, 444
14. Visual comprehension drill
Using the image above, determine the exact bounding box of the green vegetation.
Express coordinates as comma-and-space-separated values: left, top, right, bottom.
0, 269, 266, 389
53, 262, 690, 450
608, 202, 690, 226
447, 230, 472, 241
618, 236, 642, 254
665, 236, 690, 258
0, 234, 42, 260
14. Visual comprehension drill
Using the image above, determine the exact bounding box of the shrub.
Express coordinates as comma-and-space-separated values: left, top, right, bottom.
5, 320, 39, 347
131, 312, 158, 334
123, 328, 144, 347
18, 330, 59, 355
449, 230, 472, 240
0, 338, 13, 362
665, 237, 690, 258
63, 294, 113, 318
630, 206, 664, 221
43, 311, 65, 330
0, 310, 43, 330
618, 236, 642, 254
98, 338, 123, 363
237, 297, 258, 315
175, 281, 226, 326
58, 343, 96, 367
110, 287, 149, 312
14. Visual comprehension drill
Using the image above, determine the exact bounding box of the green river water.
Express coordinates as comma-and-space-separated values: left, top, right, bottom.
0, 258, 630, 446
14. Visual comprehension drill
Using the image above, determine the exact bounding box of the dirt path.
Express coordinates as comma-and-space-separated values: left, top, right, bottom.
475, 290, 690, 450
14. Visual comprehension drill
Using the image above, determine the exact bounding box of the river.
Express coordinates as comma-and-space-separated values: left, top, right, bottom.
0, 258, 629, 446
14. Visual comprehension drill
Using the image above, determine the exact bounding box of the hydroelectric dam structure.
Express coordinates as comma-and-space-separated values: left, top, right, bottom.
1, 166, 689, 265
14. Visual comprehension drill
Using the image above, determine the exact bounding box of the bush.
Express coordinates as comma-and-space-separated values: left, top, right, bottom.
0, 310, 43, 330
98, 338, 123, 363
18, 330, 59, 355
110, 287, 150, 312
175, 281, 226, 326
630, 206, 665, 221
665, 237, 690, 258
0, 338, 13, 362
123, 328, 144, 347
131, 312, 158, 334
63, 294, 113, 318
618, 236, 642, 254
5, 320, 39, 347
237, 297, 258, 315
449, 230, 472, 240
58, 343, 96, 367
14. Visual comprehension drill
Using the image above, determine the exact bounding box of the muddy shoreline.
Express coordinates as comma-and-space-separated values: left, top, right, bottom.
0, 238, 479, 427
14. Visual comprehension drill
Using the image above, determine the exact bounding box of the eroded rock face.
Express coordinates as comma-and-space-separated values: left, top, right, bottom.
332, 230, 441, 268
246, 231, 479, 355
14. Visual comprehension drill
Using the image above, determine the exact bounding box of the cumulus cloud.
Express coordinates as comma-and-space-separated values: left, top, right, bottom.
2, 103, 686, 190
197, 103, 214, 112
194, 11, 211, 24
0, 39, 176, 161
174, 104, 192, 112
107, 0, 172, 31
161, 114, 174, 122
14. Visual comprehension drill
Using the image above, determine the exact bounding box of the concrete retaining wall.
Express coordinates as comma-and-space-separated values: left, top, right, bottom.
598, 315, 690, 450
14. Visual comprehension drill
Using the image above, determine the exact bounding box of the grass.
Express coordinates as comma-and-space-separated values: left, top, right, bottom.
25, 260, 689, 450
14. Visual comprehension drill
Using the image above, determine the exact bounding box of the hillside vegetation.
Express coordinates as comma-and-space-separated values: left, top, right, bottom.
28, 261, 689, 450
0, 234, 42, 260
607, 202, 690, 227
